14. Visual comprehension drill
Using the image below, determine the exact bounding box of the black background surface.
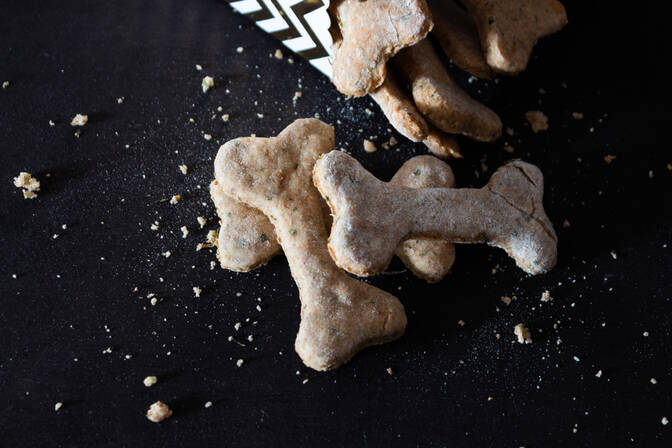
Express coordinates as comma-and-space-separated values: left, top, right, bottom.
1, 1, 671, 446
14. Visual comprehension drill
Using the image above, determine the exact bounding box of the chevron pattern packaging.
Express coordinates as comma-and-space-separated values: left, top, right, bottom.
226, 0, 333, 78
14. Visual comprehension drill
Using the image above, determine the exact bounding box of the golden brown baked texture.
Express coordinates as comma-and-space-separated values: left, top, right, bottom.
314, 150, 558, 277
330, 0, 433, 97
214, 119, 407, 371
394, 39, 502, 142
461, 0, 568, 75
427, 0, 492, 79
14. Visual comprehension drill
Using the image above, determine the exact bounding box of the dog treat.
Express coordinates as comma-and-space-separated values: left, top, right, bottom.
214, 119, 407, 371
211, 155, 457, 282
210, 179, 280, 272
462, 0, 568, 75
330, 0, 433, 97
314, 150, 557, 277
390, 156, 456, 283
369, 71, 462, 159
525, 110, 549, 133
394, 39, 502, 142
427, 0, 492, 79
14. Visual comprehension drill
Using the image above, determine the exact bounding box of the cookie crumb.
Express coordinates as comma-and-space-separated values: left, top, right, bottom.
161, 251, 171, 258
202, 76, 214, 93
563, 219, 571, 228
604, 154, 616, 164
525, 111, 549, 133
70, 114, 88, 127
146, 401, 172, 423
1, 81, 9, 89
221, 114, 230, 122
572, 112, 584, 120
514, 323, 532, 344
293, 91, 302, 102
195, 64, 203, 71
197, 216, 207, 228
236, 358, 244, 367
117, 97, 124, 104
169, 195, 181, 204
236, 46, 244, 54
180, 226, 189, 238
13, 172, 40, 199
179, 164, 188, 175
204, 133, 212, 141
595, 370, 602, 378
541, 290, 552, 302
503, 144, 515, 153
457, 320, 466, 327
143, 376, 158, 387
204, 401, 213, 408
193, 286, 202, 297
662, 417, 669, 426
363, 139, 377, 153
650, 378, 658, 384
386, 367, 393, 375
54, 402, 63, 411
274, 49, 283, 59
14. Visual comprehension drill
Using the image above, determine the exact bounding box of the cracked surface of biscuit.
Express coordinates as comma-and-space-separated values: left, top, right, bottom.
462, 0, 568, 75
395, 39, 502, 142
314, 150, 557, 277
214, 119, 407, 371
330, 0, 433, 97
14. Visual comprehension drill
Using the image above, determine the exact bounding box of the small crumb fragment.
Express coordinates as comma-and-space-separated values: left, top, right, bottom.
662, 417, 669, 426
2, 81, 9, 89
150, 297, 158, 306
563, 219, 571, 228
13, 172, 40, 199
74, 129, 81, 138
206, 230, 218, 245
256, 113, 264, 119
648, 170, 654, 179
204, 133, 212, 141
197, 216, 207, 228
150, 222, 159, 231
386, 367, 393, 375
146, 401, 172, 423
572, 112, 584, 120
195, 64, 203, 71
70, 114, 88, 127
650, 378, 658, 384
179, 164, 188, 175
541, 290, 552, 302
525, 111, 549, 133
202, 76, 214, 93
501, 296, 512, 306
117, 97, 124, 104
221, 114, 230, 122
604, 154, 616, 164
457, 320, 466, 327
236, 46, 244, 54
181, 226, 189, 238
49, 120, 55, 126
293, 91, 302, 102
234, 322, 241, 331
193, 286, 202, 297
389, 136, 398, 147
236, 359, 244, 367
204, 401, 213, 408
169, 195, 181, 204
143, 376, 158, 387
274, 49, 283, 59
363, 139, 377, 153
595, 370, 602, 378
514, 323, 532, 344
503, 144, 515, 153
54, 402, 63, 411
161, 251, 171, 258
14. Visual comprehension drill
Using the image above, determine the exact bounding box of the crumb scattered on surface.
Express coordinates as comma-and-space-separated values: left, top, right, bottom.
563, 219, 571, 228
2, 81, 9, 89
169, 195, 181, 204
117, 97, 124, 104
514, 323, 532, 344
236, 359, 244, 367
146, 401, 172, 423
54, 402, 63, 411
274, 49, 283, 59
650, 378, 658, 384
221, 114, 230, 122
501, 296, 512, 306
503, 144, 515, 153
541, 290, 552, 302
604, 154, 616, 164
195, 64, 203, 71
201, 76, 214, 93
572, 112, 584, 120
457, 320, 466, 327
70, 114, 88, 127
293, 91, 302, 102
143, 376, 158, 387
179, 164, 188, 175
193, 286, 202, 297
197, 216, 207, 228
386, 367, 393, 375
595, 370, 602, 378
181, 226, 189, 238
204, 401, 213, 408
363, 139, 376, 153
662, 417, 669, 426
236, 46, 244, 54
161, 251, 171, 258
525, 111, 549, 133
204, 133, 212, 141
13, 172, 40, 199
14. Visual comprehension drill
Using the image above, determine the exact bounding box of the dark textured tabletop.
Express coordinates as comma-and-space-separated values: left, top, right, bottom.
1, 1, 670, 446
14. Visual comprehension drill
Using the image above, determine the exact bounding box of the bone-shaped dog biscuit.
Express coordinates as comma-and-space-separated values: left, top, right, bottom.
314, 150, 557, 277
214, 119, 407, 371
330, 0, 433, 97
390, 156, 456, 282
211, 155, 457, 282
394, 39, 502, 142
427, 0, 492, 79
462, 0, 568, 75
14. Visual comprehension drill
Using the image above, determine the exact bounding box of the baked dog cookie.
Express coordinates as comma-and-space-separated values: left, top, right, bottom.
210, 180, 280, 272
461, 0, 568, 75
390, 156, 456, 283
394, 39, 502, 142
214, 119, 407, 371
211, 154, 457, 283
330, 0, 433, 97
427, 0, 492, 79
314, 150, 557, 277
369, 71, 462, 159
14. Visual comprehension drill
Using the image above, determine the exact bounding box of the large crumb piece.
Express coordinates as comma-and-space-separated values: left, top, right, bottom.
363, 139, 377, 153
143, 376, 158, 387
525, 111, 549, 133
70, 114, 88, 127
514, 323, 532, 344
146, 401, 172, 422
202, 76, 214, 93
13, 172, 40, 199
